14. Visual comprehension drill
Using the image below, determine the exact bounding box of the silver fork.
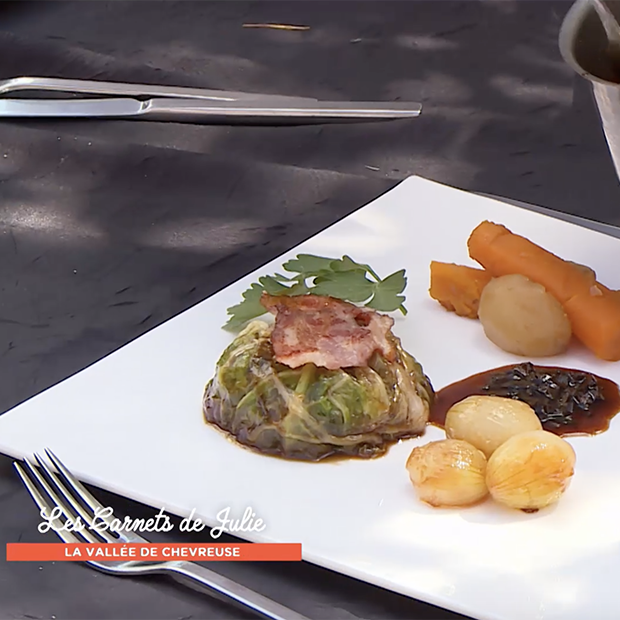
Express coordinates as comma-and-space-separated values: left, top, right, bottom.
14, 450, 311, 620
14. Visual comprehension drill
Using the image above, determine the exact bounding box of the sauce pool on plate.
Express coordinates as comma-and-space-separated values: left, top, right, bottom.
430, 362, 620, 437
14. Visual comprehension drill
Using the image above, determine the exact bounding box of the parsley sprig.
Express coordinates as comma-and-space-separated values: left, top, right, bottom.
223, 254, 407, 331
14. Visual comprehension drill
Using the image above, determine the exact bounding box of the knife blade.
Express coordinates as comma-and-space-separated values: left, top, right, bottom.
0, 97, 423, 125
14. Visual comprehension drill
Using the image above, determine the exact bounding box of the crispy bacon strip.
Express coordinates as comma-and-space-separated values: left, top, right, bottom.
260, 293, 396, 370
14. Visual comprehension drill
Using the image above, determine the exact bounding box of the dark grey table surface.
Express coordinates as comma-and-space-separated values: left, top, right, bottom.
0, 2, 618, 619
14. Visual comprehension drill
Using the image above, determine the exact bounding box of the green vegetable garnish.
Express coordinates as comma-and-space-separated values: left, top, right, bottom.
223, 254, 408, 331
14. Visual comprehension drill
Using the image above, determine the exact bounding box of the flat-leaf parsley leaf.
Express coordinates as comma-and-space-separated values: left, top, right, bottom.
223, 254, 407, 331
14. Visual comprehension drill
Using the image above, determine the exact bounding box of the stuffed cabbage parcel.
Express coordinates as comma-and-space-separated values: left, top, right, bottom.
203, 320, 435, 461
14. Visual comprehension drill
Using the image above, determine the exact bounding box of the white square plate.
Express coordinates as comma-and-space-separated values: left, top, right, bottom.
2, 176, 620, 620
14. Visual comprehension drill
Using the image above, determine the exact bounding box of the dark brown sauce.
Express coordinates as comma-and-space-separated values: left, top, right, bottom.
430, 364, 620, 437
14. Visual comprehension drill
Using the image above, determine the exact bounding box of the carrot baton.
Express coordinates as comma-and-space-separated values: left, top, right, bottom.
468, 221, 584, 304
467, 220, 620, 362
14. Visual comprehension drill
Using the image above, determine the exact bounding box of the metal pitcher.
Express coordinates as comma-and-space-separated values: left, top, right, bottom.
560, 0, 620, 182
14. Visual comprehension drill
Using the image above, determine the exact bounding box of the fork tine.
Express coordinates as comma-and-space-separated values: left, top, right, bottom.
45, 449, 147, 544
44, 449, 120, 534
14, 460, 83, 545
33, 453, 116, 544
23, 456, 99, 544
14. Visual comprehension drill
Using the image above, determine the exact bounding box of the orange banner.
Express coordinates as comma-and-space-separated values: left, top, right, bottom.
6, 543, 302, 562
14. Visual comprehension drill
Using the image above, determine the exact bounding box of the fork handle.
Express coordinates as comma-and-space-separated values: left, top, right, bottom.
166, 561, 311, 620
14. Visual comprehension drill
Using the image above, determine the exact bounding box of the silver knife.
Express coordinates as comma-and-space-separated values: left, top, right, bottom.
0, 76, 320, 103
0, 97, 423, 124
